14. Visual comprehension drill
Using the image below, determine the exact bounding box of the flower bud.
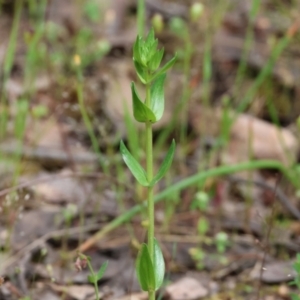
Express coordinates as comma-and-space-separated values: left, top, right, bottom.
169, 17, 186, 34
190, 2, 204, 23
152, 13, 164, 34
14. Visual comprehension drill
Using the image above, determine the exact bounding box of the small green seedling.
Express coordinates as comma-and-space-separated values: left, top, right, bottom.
190, 191, 210, 269
191, 191, 210, 212
215, 231, 229, 254
75, 253, 108, 300
120, 29, 176, 299
189, 247, 206, 270
197, 218, 209, 236
215, 232, 229, 265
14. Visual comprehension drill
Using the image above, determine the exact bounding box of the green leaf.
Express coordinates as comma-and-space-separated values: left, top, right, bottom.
150, 139, 175, 186
145, 28, 156, 51
136, 244, 155, 291
133, 36, 142, 64
120, 141, 149, 186
150, 73, 166, 121
144, 28, 159, 64
96, 261, 108, 280
132, 82, 156, 123
151, 54, 177, 82
133, 59, 147, 84
153, 239, 165, 290
88, 274, 96, 283
148, 48, 164, 72
147, 39, 158, 64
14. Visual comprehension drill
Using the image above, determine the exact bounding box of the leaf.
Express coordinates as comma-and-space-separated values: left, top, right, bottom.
88, 274, 96, 283
151, 54, 177, 82
120, 141, 149, 187
133, 36, 142, 65
150, 73, 166, 121
133, 59, 147, 84
136, 244, 155, 292
153, 239, 165, 290
148, 48, 164, 72
147, 39, 158, 64
96, 261, 108, 281
145, 28, 157, 60
150, 139, 175, 186
132, 82, 156, 123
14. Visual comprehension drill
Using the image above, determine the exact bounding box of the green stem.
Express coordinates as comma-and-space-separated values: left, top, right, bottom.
145, 75, 155, 300
234, 29, 292, 119
137, 0, 145, 37
233, 0, 260, 94
146, 121, 154, 258
76, 68, 108, 174
0, 0, 23, 139
145, 84, 154, 253
87, 260, 100, 300
179, 32, 192, 145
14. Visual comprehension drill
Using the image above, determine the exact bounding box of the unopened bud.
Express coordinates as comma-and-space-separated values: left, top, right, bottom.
152, 13, 164, 33
169, 17, 186, 33
190, 2, 204, 23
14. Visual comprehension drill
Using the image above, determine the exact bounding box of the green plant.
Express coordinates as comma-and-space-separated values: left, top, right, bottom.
215, 231, 229, 254
84, 0, 100, 22
73, 54, 108, 174
120, 29, 176, 299
156, 3, 204, 150
234, 21, 297, 119
0, 0, 23, 139
190, 191, 230, 268
190, 191, 210, 269
289, 253, 300, 300
75, 254, 108, 300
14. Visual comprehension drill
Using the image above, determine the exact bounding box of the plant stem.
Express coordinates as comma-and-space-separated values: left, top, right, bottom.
179, 32, 192, 146
146, 84, 154, 254
137, 0, 145, 37
234, 26, 292, 119
145, 76, 155, 300
76, 68, 108, 174
87, 260, 100, 300
0, 0, 23, 139
146, 120, 154, 257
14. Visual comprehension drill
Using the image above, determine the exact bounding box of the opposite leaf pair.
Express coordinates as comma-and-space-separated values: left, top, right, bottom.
136, 239, 165, 292
120, 139, 175, 187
